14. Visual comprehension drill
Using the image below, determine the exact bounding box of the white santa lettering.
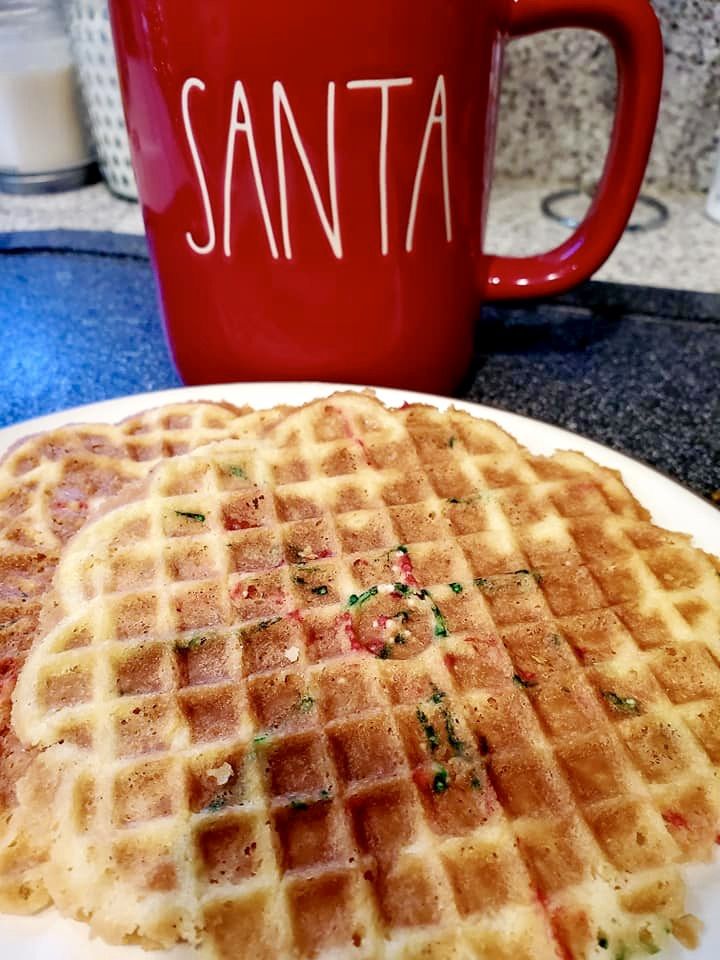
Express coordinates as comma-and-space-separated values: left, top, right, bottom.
181, 74, 453, 260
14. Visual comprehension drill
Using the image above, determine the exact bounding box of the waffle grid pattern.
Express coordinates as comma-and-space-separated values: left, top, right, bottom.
4, 396, 720, 959
0, 402, 291, 829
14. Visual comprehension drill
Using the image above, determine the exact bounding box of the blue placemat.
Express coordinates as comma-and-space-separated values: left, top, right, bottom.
0, 230, 180, 426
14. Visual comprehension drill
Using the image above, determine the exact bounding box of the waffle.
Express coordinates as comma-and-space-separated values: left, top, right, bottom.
4, 392, 720, 960
0, 400, 291, 834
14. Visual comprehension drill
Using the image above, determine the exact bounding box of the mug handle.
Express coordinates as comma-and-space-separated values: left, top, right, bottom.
484, 0, 663, 301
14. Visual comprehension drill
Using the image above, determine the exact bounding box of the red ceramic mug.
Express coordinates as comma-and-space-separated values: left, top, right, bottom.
109, 0, 663, 394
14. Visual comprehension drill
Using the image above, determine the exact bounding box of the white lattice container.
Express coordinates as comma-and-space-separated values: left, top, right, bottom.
66, 0, 137, 199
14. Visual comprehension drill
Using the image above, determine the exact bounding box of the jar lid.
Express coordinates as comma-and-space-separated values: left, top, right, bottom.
0, 0, 67, 38
0, 0, 73, 69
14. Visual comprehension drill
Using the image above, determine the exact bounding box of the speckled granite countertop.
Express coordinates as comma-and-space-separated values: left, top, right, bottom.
0, 228, 718, 505
0, 179, 718, 293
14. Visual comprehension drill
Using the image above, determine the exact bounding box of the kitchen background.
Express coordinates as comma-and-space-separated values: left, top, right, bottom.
1, 0, 719, 290
498, 0, 720, 192
489, 0, 720, 287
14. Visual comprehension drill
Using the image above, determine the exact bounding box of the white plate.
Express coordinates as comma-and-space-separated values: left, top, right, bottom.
1, 381, 719, 960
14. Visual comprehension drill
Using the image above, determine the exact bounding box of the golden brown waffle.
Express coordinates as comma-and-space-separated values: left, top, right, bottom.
0, 400, 292, 830
4, 393, 720, 959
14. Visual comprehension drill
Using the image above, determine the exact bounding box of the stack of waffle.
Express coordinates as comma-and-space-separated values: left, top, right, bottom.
0, 391, 718, 960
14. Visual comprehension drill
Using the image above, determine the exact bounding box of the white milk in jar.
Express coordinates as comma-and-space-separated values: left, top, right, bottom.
0, 1, 96, 193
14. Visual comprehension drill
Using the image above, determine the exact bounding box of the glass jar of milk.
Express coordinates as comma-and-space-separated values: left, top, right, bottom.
0, 0, 97, 193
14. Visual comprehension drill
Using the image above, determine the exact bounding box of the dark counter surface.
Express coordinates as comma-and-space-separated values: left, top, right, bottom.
1, 230, 718, 503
